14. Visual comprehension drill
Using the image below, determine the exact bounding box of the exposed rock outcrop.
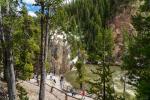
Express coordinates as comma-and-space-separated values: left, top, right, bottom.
50, 29, 71, 74
110, 5, 137, 65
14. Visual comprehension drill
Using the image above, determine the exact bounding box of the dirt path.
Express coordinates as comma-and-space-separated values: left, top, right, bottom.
19, 74, 93, 100
19, 81, 59, 100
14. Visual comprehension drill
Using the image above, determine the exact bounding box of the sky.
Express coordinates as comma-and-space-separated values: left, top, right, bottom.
21, 0, 72, 17
21, 0, 39, 17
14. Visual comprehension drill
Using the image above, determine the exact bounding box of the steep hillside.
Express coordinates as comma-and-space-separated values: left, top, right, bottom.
65, 0, 141, 64
110, 0, 141, 64
110, 6, 136, 64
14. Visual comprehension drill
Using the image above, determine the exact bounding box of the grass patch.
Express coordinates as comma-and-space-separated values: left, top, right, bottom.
65, 70, 80, 89
64, 64, 97, 89
65, 65, 121, 89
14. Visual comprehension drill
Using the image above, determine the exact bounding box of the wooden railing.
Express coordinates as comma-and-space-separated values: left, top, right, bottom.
20, 80, 93, 100
46, 83, 80, 100
46, 83, 94, 100
62, 84, 93, 99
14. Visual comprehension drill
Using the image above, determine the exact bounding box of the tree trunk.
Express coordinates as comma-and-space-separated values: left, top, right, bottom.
0, 6, 2, 34
102, 31, 106, 100
0, 5, 7, 81
44, 15, 49, 61
5, 0, 16, 99
123, 73, 126, 99
3, 47, 8, 81
80, 83, 83, 90
0, 29, 8, 82
6, 34, 16, 100
39, 2, 46, 100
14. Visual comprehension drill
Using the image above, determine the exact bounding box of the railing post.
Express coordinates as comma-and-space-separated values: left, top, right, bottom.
50, 87, 54, 93
65, 93, 68, 100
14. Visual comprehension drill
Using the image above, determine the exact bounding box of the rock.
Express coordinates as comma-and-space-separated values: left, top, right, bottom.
50, 29, 71, 74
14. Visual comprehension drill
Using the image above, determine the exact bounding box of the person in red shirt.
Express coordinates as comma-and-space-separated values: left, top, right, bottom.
81, 89, 86, 100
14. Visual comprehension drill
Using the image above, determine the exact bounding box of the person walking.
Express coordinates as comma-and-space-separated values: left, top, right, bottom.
60, 75, 64, 89
70, 88, 76, 96
81, 89, 86, 100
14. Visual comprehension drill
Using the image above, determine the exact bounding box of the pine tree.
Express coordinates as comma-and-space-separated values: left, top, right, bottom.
75, 49, 87, 89
14, 4, 37, 80
123, 0, 150, 99
89, 29, 115, 100
35, 0, 63, 99
87, 0, 114, 99
64, 0, 115, 99
0, 0, 17, 99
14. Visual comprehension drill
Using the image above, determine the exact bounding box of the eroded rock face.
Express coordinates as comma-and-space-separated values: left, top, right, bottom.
50, 29, 70, 74
109, 0, 143, 65
110, 6, 136, 65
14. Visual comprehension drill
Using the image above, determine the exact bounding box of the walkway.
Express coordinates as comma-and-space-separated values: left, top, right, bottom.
19, 74, 93, 100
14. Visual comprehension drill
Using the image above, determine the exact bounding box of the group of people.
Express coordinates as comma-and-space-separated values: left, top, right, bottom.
49, 73, 64, 89
49, 73, 87, 99
33, 73, 87, 99
70, 88, 86, 99
49, 73, 56, 84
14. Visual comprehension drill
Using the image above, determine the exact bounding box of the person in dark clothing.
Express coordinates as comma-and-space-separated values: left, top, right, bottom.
70, 88, 76, 96
60, 75, 64, 89
60, 76, 64, 81
70, 88, 74, 96
53, 79, 56, 84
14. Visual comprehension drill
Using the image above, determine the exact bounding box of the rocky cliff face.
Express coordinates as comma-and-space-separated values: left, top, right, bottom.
50, 29, 71, 74
110, 8, 132, 64
110, 3, 139, 64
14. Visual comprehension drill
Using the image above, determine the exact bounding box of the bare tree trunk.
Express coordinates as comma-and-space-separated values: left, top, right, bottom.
0, 6, 8, 81
5, 0, 16, 99
123, 73, 126, 99
42, 15, 49, 74
39, 2, 46, 100
2, 40, 8, 81
6, 34, 16, 100
44, 15, 49, 61
0, 7, 1, 66
102, 31, 106, 100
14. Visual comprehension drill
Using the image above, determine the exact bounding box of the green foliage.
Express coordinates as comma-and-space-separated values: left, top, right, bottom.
1, 0, 148, 99
61, 0, 116, 99
136, 79, 150, 100
0, 0, 6, 6
16, 62, 34, 80
75, 49, 88, 89
12, 5, 40, 80
17, 84, 29, 100
123, 0, 150, 99
75, 61, 86, 84
51, 7, 69, 30
94, 29, 113, 61
64, 0, 115, 62
45, 61, 50, 73
140, 0, 150, 11
23, 63, 33, 80
89, 62, 115, 100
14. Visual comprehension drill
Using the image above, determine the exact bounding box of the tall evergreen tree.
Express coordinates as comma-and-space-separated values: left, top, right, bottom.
35, 0, 63, 99
0, 0, 18, 99
123, 0, 150, 99
65, 0, 118, 62
66, 0, 115, 99
13, 3, 40, 80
